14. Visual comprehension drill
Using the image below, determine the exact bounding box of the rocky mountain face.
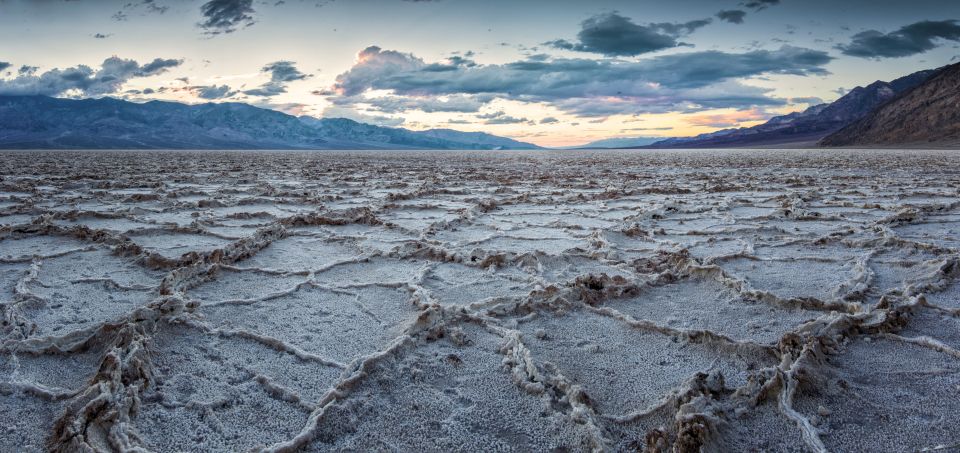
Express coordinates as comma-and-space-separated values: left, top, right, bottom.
820, 62, 960, 147
646, 69, 935, 148
0, 95, 539, 150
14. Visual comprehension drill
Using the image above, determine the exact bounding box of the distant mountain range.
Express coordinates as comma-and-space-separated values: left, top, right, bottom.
820, 62, 960, 147
641, 68, 937, 149
0, 95, 539, 150
571, 136, 662, 149
2, 63, 957, 151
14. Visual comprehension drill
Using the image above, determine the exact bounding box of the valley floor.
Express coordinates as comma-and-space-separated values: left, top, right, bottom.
1, 149, 959, 452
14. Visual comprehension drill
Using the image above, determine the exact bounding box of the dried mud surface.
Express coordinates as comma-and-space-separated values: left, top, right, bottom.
1, 149, 959, 453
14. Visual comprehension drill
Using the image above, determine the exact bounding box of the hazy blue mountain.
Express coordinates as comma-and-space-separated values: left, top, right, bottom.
0, 95, 540, 150
297, 117, 539, 150
645, 68, 936, 148
570, 136, 662, 149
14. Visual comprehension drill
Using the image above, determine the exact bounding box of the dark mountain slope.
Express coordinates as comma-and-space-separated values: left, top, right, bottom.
820, 62, 960, 147
645, 69, 935, 148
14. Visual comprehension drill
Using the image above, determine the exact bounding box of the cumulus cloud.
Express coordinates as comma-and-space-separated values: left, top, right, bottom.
546, 12, 711, 56
0, 62, 10, 73
540, 117, 560, 124
331, 46, 423, 97
837, 20, 960, 58
423, 55, 478, 72
198, 0, 255, 35
0, 56, 183, 97
716, 10, 747, 24
325, 45, 832, 116
244, 60, 310, 97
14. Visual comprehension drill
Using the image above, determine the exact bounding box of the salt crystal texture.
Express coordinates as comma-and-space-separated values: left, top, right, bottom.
1, 149, 959, 452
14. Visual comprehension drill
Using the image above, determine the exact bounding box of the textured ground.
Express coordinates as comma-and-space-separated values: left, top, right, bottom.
1, 149, 959, 453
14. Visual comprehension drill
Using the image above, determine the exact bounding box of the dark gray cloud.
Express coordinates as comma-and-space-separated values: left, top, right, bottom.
485, 116, 529, 125
0, 62, 10, 73
546, 12, 711, 57
741, 0, 780, 11
199, 0, 255, 35
716, 10, 747, 24
138, 58, 182, 76
478, 111, 531, 125
540, 116, 559, 124
243, 60, 310, 97
18, 66, 38, 76
93, 33, 112, 39
789, 96, 824, 105
837, 20, 960, 58
192, 84, 237, 99
327, 45, 831, 117
0, 56, 182, 97
476, 110, 505, 119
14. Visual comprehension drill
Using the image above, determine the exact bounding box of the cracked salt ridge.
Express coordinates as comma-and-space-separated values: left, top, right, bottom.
601, 276, 823, 345
197, 284, 417, 365
127, 230, 237, 261
1, 149, 960, 452
19, 248, 161, 336
0, 235, 95, 262
301, 321, 596, 452
514, 306, 776, 417
791, 335, 960, 452
134, 321, 340, 452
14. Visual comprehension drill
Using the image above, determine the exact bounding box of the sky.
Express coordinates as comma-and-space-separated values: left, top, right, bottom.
0, 0, 958, 147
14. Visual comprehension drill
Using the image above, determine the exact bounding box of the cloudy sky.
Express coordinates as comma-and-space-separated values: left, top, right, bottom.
1, 0, 958, 146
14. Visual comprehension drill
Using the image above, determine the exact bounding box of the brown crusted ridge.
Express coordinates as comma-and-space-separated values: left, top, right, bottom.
281, 207, 382, 227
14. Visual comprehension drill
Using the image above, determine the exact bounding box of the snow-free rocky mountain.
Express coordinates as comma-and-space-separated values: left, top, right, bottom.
0, 95, 540, 150
642, 68, 936, 149
820, 62, 960, 147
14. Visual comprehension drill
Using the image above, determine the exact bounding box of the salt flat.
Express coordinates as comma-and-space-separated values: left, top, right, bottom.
1, 149, 958, 452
